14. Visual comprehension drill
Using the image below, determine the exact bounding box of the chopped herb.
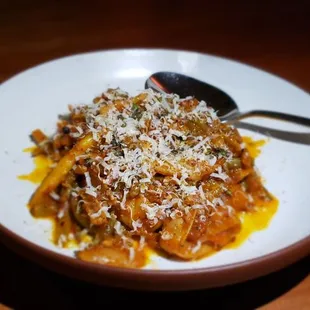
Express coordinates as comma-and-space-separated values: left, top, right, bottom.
219, 149, 229, 157
226, 158, 241, 170
225, 189, 232, 196
132, 103, 140, 110
131, 103, 143, 120
58, 113, 71, 121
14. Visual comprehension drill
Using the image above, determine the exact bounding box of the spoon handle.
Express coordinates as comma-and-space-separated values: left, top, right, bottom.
235, 110, 310, 128
234, 121, 310, 145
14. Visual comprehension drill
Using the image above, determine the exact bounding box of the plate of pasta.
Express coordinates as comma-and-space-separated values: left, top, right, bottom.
0, 49, 309, 291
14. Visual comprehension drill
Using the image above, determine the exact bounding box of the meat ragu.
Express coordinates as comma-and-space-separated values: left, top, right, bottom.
25, 88, 277, 268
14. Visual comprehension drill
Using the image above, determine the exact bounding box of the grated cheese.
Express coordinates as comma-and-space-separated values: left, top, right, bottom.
192, 240, 202, 253
84, 172, 98, 197
50, 191, 60, 201
90, 204, 111, 219
210, 166, 229, 181
132, 219, 143, 231
60, 87, 256, 260
129, 247, 135, 262
114, 221, 124, 235
161, 231, 173, 240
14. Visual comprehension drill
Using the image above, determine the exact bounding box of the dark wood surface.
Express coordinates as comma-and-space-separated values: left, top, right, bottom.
0, 1, 309, 309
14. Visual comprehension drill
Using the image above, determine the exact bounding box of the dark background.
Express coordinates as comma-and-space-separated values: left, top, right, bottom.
0, 0, 309, 309
1, 1, 310, 91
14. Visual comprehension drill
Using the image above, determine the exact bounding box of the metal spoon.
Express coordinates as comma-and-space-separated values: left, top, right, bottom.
145, 71, 310, 145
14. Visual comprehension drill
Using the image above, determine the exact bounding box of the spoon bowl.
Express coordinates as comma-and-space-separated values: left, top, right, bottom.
145, 71, 310, 145
145, 71, 310, 125
145, 71, 239, 119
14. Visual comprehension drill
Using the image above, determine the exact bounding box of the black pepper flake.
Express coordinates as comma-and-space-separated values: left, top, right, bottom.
111, 138, 119, 147
62, 126, 70, 134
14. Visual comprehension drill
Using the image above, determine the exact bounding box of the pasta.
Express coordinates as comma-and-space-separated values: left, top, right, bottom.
27, 87, 275, 268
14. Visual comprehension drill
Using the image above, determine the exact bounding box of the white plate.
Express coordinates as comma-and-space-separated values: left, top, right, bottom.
0, 49, 309, 290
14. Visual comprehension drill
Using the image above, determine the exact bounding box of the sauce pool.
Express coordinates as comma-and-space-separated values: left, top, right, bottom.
226, 136, 278, 249
226, 196, 278, 249
242, 136, 267, 158
17, 147, 53, 184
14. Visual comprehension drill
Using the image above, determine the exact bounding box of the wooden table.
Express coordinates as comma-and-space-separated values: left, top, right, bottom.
0, 1, 309, 308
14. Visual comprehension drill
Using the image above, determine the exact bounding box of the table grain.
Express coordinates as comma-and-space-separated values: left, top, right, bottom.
0, 1, 309, 309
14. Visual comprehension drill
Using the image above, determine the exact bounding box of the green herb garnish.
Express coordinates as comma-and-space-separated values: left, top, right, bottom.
131, 103, 143, 120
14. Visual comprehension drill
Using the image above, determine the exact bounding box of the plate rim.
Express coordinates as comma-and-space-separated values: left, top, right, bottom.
0, 47, 309, 290
1, 47, 309, 98
1, 222, 309, 290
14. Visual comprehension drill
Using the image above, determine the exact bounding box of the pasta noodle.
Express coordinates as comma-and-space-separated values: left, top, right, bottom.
26, 88, 276, 268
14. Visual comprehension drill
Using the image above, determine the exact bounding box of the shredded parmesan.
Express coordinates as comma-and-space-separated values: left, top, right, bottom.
132, 219, 143, 231
90, 205, 111, 219
210, 166, 229, 181
161, 231, 173, 240
192, 240, 202, 253
39, 87, 266, 266
129, 247, 135, 261
114, 221, 124, 235
50, 191, 60, 201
